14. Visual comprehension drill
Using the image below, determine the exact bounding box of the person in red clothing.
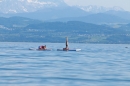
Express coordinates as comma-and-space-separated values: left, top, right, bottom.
38, 45, 46, 50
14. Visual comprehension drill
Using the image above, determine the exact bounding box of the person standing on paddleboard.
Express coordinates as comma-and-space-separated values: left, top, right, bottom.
63, 37, 69, 51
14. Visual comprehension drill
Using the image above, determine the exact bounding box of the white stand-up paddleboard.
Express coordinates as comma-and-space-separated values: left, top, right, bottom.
57, 49, 81, 51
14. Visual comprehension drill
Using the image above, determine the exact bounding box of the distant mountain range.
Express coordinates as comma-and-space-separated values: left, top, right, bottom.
0, 0, 125, 14
0, 0, 130, 43
77, 5, 124, 13
50, 13, 130, 24
0, 0, 130, 24
0, 16, 130, 43
0, 0, 67, 13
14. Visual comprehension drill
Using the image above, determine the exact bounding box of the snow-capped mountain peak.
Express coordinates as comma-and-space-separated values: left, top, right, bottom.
0, 0, 126, 14
77, 5, 124, 13
112, 6, 124, 11
0, 0, 66, 13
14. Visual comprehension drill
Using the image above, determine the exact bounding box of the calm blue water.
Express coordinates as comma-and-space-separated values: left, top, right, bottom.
0, 42, 130, 86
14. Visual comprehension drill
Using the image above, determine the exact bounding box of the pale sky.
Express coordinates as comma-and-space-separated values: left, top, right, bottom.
64, 0, 130, 11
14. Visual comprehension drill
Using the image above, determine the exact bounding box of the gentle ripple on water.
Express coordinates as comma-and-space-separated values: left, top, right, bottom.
0, 42, 130, 86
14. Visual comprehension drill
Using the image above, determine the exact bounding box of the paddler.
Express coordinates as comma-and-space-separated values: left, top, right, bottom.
63, 37, 69, 51
38, 45, 46, 50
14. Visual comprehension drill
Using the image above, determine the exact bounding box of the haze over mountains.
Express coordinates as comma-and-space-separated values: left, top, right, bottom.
0, 0, 66, 13
0, 0, 130, 43
0, 0, 126, 13
0, 0, 130, 24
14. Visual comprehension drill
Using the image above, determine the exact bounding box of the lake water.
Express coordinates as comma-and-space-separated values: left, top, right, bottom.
0, 42, 130, 86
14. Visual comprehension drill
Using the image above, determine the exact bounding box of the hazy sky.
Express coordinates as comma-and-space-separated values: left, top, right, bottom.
64, 0, 130, 11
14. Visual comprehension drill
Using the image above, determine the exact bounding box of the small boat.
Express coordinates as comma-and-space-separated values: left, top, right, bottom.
29, 45, 51, 51
29, 48, 52, 51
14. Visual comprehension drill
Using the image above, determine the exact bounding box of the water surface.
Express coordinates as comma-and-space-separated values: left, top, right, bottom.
0, 42, 130, 86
